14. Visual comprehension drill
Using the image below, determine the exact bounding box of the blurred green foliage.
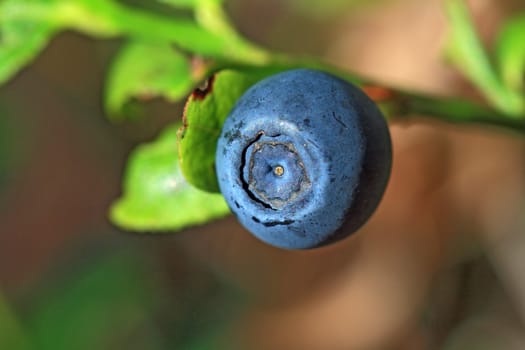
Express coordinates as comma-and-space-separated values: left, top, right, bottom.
1, 248, 237, 350
0, 252, 164, 350
160, 0, 222, 8
27, 253, 162, 350
0, 0, 267, 84
0, 292, 30, 350
0, 0, 55, 85
497, 14, 525, 95
445, 0, 524, 117
287, 0, 382, 18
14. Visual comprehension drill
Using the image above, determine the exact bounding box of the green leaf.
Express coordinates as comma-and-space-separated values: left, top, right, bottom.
0, 0, 124, 84
0, 1, 57, 84
105, 41, 196, 119
178, 69, 273, 192
497, 14, 525, 94
445, 0, 524, 116
110, 123, 229, 232
0, 0, 249, 60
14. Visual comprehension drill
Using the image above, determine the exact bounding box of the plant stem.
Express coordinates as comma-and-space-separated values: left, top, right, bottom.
44, 1, 271, 64
332, 72, 525, 134
385, 90, 525, 134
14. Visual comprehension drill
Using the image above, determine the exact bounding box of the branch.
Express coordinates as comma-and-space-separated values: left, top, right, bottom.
361, 85, 525, 134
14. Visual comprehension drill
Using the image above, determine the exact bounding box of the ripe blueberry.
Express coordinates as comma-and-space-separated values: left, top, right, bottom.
216, 69, 391, 249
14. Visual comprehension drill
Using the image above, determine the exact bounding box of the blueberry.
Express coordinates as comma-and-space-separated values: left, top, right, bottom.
216, 69, 391, 249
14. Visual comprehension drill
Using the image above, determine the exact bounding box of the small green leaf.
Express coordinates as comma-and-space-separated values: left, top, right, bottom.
0, 0, 122, 84
497, 14, 525, 93
445, 0, 524, 116
178, 69, 274, 192
105, 41, 196, 119
110, 123, 229, 232
0, 1, 56, 84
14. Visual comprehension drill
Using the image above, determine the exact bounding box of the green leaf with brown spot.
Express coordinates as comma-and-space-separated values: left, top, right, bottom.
178, 68, 279, 193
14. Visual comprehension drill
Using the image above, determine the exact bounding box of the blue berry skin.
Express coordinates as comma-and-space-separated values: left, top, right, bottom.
216, 69, 391, 250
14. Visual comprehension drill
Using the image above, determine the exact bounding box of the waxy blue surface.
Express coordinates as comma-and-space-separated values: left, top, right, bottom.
216, 69, 391, 249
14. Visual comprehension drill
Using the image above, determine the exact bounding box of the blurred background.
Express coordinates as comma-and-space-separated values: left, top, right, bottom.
1, 0, 525, 349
